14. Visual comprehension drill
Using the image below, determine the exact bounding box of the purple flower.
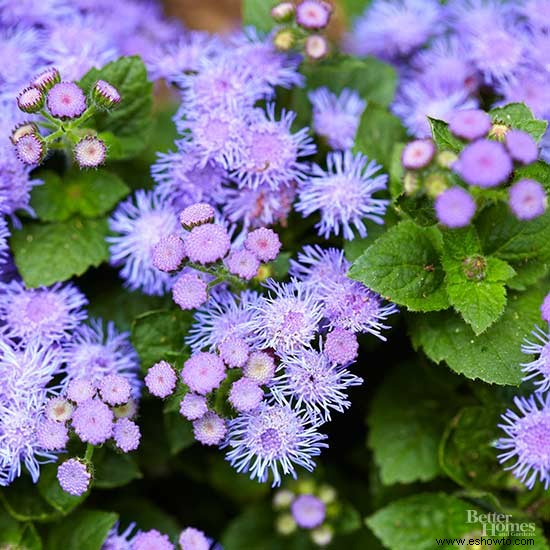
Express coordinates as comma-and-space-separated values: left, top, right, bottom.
99, 374, 131, 406
289, 245, 349, 285
401, 139, 436, 170
496, 71, 550, 120
229, 378, 263, 412
47, 82, 87, 119
172, 272, 208, 311
231, 105, 316, 190
113, 418, 141, 452
225, 249, 260, 280
57, 458, 91, 496
152, 233, 186, 273
244, 227, 281, 262
518, 0, 550, 31
193, 412, 227, 446
31, 67, 61, 93
324, 328, 359, 365
179, 527, 212, 550
45, 397, 73, 423
92, 80, 121, 108
246, 279, 324, 353
72, 399, 113, 445
509, 179, 546, 221
224, 402, 328, 486
297, 150, 388, 240
505, 130, 539, 165
448, 109, 491, 141
291, 494, 326, 529
0, 280, 87, 343
108, 190, 180, 295
0, 217, 9, 266
184, 223, 231, 265
101, 522, 137, 550
132, 529, 174, 550
14, 133, 45, 166
542, 293, 550, 323
308, 87, 366, 150
454, 140, 513, 187
74, 137, 106, 168
17, 86, 44, 114
36, 419, 68, 451
304, 35, 329, 60
218, 336, 250, 368
496, 393, 550, 489
180, 393, 208, 421
435, 187, 477, 228
145, 361, 177, 398
348, 0, 441, 59
186, 289, 259, 352
182, 352, 226, 395
296, 0, 332, 29
243, 352, 276, 385
64, 319, 141, 400
179, 203, 215, 229
67, 378, 96, 404
521, 326, 550, 393
270, 348, 363, 421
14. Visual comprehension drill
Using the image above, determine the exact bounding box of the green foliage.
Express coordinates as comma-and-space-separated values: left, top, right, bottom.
93, 448, 142, 489
489, 103, 548, 142
37, 463, 87, 515
242, 0, 276, 32
428, 117, 463, 153
31, 170, 129, 222
0, 512, 41, 550
410, 286, 546, 385
349, 220, 449, 311
10, 217, 109, 288
79, 57, 153, 159
163, 412, 195, 455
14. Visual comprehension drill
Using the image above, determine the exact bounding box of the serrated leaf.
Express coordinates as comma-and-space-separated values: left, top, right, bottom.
242, 0, 276, 32
10, 217, 109, 288
354, 104, 408, 169
130, 308, 193, 372
367, 493, 485, 550
429, 117, 464, 153
349, 220, 449, 312
79, 57, 153, 159
45, 510, 117, 550
30, 170, 129, 222
490, 103, 547, 142
368, 363, 461, 485
409, 286, 546, 385
37, 463, 86, 515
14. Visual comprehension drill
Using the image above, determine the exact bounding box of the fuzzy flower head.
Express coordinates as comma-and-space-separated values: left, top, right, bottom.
184, 223, 231, 265
102, 522, 137, 550
325, 328, 359, 364
244, 227, 282, 262
193, 412, 227, 446
71, 399, 113, 445
47, 82, 87, 119
270, 348, 363, 421
99, 374, 131, 406
521, 326, 550, 393
224, 402, 328, 486
291, 494, 326, 529
92, 79, 121, 108
297, 150, 388, 240
182, 352, 226, 395
509, 180, 547, 221
225, 249, 260, 280
152, 233, 186, 272
179, 203, 215, 229
172, 271, 209, 311
289, 245, 349, 286
74, 137, 107, 168
246, 280, 324, 353
67, 378, 96, 404
401, 139, 436, 170
57, 458, 91, 496
179, 527, 211, 550
229, 377, 264, 412
541, 294, 550, 324
64, 319, 141, 400
17, 86, 44, 114
232, 105, 316, 190
496, 393, 550, 489
15, 133, 45, 166
180, 393, 208, 421
45, 397, 73, 423
296, 0, 332, 29
108, 190, 180, 295
36, 419, 69, 451
505, 130, 539, 165
113, 418, 141, 452
435, 187, 477, 228
448, 109, 491, 141
309, 87, 366, 150
219, 336, 250, 368
243, 351, 276, 385
132, 529, 174, 550
0, 280, 87, 343
145, 361, 176, 398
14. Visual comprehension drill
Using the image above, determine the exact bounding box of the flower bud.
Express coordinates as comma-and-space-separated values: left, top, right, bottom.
489, 123, 509, 141
74, 136, 107, 168
276, 513, 297, 535
296, 0, 333, 30
10, 122, 38, 144
15, 133, 46, 165
271, 2, 295, 22
92, 80, 121, 109
31, 67, 61, 93
311, 525, 333, 546
305, 35, 329, 60
274, 29, 296, 51
17, 86, 44, 113
425, 173, 448, 198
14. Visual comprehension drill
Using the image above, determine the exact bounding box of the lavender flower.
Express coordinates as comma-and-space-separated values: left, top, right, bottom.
291, 494, 326, 529
296, 0, 332, 29
145, 361, 176, 398
179, 203, 215, 229
57, 458, 91, 496
505, 130, 539, 165
180, 393, 208, 421
184, 223, 231, 264
509, 179, 547, 221
218, 337, 250, 368
99, 374, 131, 406
172, 272, 208, 311
46, 82, 87, 119
496, 393, 550, 489
74, 137, 106, 168
15, 133, 45, 165
308, 87, 365, 150
324, 328, 359, 365
152, 233, 186, 272
67, 378, 96, 404
132, 530, 174, 550
243, 352, 276, 385
225, 249, 260, 280
435, 187, 477, 228
101, 522, 137, 550
113, 418, 141, 452
224, 402, 328, 486
182, 352, 226, 395
179, 527, 212, 550
401, 139, 436, 170
244, 227, 281, 262
542, 293, 550, 323
108, 190, 180, 295
297, 150, 388, 240
0, 280, 87, 343
448, 109, 491, 141
289, 245, 349, 285
71, 399, 113, 445
193, 412, 227, 446
228, 378, 263, 412
521, 326, 550, 392
35, 418, 68, 451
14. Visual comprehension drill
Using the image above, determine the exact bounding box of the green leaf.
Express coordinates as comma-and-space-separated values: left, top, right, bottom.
0, 512, 42, 550
242, 0, 276, 33
93, 448, 142, 489
10, 217, 109, 288
367, 493, 485, 550
368, 363, 461, 485
79, 57, 153, 159
163, 412, 195, 455
349, 220, 449, 312
37, 463, 86, 515
46, 510, 118, 550
441, 228, 515, 334
439, 406, 510, 490
30, 170, 129, 222
0, 476, 60, 522
130, 308, 193, 372
429, 117, 464, 153
409, 286, 546, 385
340, 0, 370, 20
354, 104, 408, 169
490, 103, 547, 142
515, 160, 550, 191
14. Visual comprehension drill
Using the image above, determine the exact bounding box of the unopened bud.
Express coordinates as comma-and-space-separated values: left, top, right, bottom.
305, 35, 329, 60
271, 2, 295, 22
17, 86, 44, 113
92, 80, 121, 109
31, 67, 61, 93
274, 29, 295, 51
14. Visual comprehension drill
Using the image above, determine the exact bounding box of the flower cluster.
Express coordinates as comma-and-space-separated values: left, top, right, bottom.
400, 109, 546, 229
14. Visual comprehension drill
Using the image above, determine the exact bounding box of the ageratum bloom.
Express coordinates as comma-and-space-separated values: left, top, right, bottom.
270, 348, 363, 421
0, 280, 87, 343
297, 151, 388, 240
224, 402, 328, 486
108, 190, 180, 295
496, 393, 550, 489
0, 217, 9, 265
521, 326, 550, 393
246, 279, 324, 353
63, 319, 141, 399
289, 245, 349, 286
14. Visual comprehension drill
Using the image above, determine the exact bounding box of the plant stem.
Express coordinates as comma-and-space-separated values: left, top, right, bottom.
84, 443, 95, 462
